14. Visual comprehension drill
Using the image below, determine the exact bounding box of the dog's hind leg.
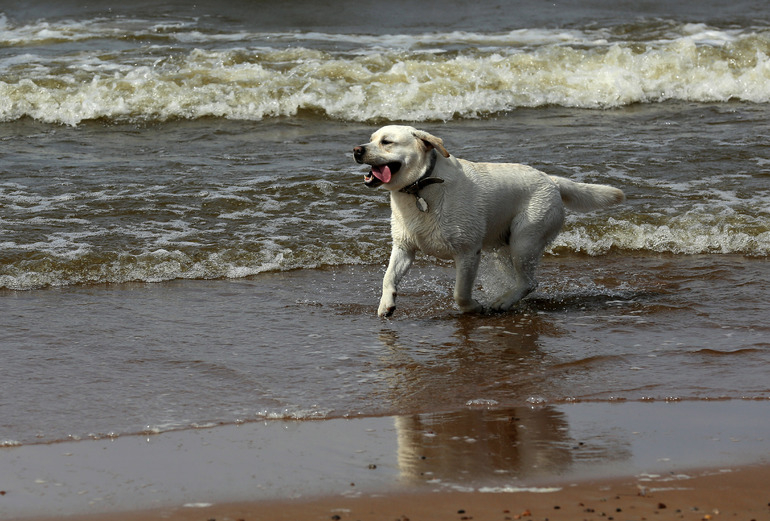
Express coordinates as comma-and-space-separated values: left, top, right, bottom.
489, 254, 539, 312
490, 207, 563, 312
453, 249, 483, 313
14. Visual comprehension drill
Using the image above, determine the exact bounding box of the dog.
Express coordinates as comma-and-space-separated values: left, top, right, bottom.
353, 125, 625, 317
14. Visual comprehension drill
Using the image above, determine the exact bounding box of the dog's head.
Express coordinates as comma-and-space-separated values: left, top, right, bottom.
353, 125, 450, 190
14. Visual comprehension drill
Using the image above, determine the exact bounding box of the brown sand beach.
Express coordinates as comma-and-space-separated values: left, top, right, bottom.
69, 465, 770, 521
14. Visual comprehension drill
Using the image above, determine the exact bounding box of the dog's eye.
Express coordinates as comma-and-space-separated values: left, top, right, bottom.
380, 139, 392, 146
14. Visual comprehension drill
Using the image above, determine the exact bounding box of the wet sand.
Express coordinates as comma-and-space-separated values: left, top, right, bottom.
3, 400, 769, 520
72, 465, 770, 521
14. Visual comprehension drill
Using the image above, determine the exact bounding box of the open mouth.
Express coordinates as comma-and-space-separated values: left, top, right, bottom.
364, 162, 401, 187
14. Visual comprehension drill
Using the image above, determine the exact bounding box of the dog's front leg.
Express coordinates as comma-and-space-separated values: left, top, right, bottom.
453, 250, 483, 313
378, 245, 415, 317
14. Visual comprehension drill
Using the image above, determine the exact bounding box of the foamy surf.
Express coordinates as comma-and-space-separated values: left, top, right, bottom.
552, 214, 770, 256
1, 16, 770, 125
1, 215, 767, 290
1, 12, 769, 290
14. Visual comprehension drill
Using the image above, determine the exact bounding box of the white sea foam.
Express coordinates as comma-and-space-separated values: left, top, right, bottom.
254, 406, 332, 420
1, 206, 767, 290
0, 14, 750, 50
466, 398, 500, 407
552, 212, 770, 256
477, 486, 562, 493
1, 19, 769, 125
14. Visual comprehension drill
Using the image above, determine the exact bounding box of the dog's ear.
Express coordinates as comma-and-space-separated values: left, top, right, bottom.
412, 129, 450, 158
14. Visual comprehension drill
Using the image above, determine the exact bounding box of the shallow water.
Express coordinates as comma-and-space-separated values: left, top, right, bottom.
1, 0, 769, 449
2, 254, 769, 445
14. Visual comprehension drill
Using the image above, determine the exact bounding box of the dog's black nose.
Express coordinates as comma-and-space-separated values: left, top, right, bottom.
353, 145, 365, 163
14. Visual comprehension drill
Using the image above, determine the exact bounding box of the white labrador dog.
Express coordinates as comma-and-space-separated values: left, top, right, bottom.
353, 125, 625, 317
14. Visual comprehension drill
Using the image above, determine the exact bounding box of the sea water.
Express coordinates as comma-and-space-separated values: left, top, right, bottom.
1, 0, 769, 446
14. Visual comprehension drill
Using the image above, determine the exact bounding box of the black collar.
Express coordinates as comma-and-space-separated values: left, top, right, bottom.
399, 150, 443, 211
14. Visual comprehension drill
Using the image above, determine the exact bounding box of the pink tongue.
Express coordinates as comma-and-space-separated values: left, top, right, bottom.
372, 164, 392, 183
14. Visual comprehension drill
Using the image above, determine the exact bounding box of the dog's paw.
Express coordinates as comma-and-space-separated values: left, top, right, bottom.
490, 284, 534, 312
487, 303, 511, 314
488, 297, 513, 313
457, 299, 483, 314
378, 295, 396, 317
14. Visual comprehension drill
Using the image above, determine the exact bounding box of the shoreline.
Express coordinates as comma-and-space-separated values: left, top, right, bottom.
2, 400, 769, 520
13, 463, 770, 521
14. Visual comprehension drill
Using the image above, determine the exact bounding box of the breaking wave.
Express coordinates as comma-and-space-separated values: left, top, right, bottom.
2, 214, 768, 290
1, 15, 770, 125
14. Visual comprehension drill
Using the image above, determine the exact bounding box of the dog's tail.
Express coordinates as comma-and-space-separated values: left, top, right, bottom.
549, 176, 625, 212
